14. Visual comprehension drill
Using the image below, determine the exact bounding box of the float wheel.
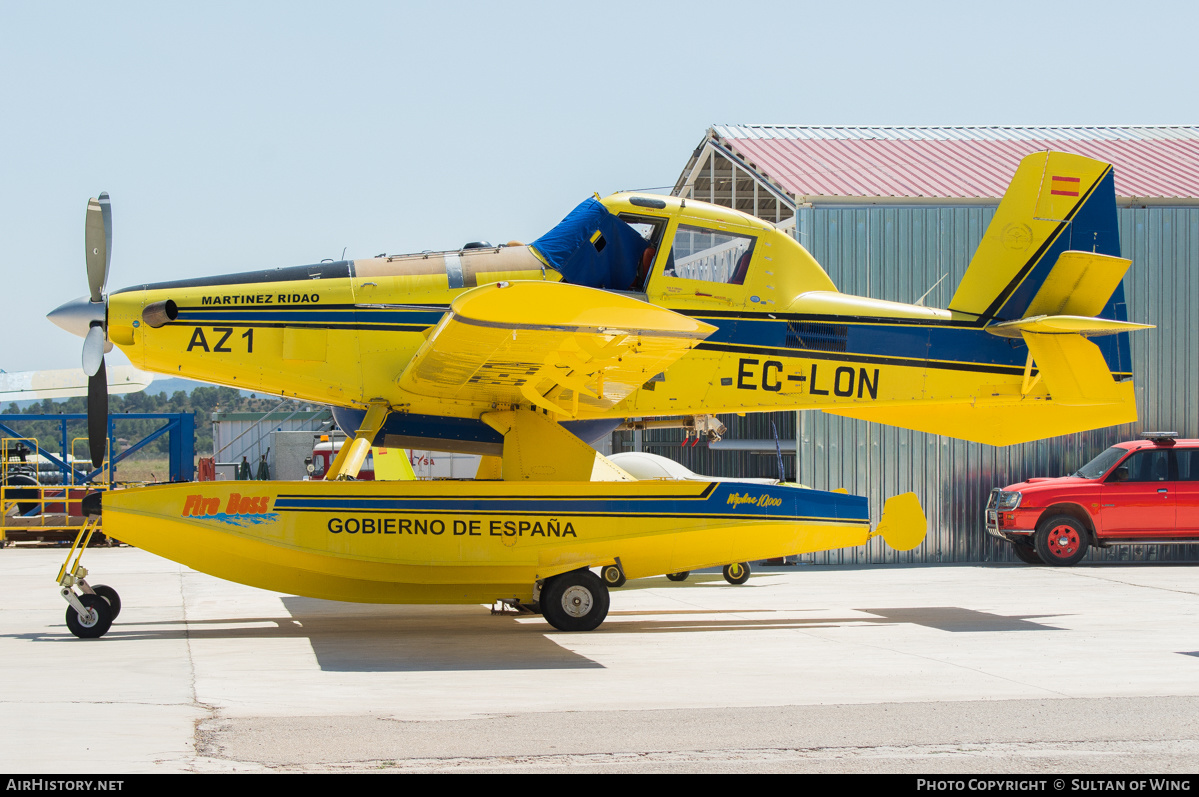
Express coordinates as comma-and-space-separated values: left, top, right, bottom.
723, 562, 751, 585
601, 565, 626, 588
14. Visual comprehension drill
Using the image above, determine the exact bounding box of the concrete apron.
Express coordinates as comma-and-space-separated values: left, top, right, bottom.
2, 547, 1198, 773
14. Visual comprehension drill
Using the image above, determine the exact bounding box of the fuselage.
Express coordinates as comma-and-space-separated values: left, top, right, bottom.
100, 193, 1132, 450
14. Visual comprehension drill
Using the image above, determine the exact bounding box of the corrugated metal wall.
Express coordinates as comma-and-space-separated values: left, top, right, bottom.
792, 204, 1199, 564
617, 206, 1199, 564
212, 410, 333, 471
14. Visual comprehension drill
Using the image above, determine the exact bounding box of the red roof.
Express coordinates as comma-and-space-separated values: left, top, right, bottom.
708, 126, 1199, 202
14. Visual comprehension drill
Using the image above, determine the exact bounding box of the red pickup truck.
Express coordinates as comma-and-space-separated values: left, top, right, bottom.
986, 433, 1199, 565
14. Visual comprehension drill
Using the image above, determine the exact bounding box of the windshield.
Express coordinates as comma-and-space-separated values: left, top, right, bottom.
1074, 447, 1126, 480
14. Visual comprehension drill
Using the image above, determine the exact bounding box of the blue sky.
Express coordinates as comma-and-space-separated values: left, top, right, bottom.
2, 0, 1196, 371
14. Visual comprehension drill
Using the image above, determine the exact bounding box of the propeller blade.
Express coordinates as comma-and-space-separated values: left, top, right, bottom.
87, 359, 109, 469
85, 193, 111, 304
82, 325, 106, 376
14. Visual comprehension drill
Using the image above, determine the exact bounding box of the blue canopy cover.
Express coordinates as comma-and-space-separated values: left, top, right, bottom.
530, 198, 648, 290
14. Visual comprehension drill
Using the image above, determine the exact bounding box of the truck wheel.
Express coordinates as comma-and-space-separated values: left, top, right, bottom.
1011, 541, 1044, 565
1034, 516, 1089, 566
541, 569, 609, 632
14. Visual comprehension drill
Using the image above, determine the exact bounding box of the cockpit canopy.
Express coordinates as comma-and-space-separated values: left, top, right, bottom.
531, 194, 838, 308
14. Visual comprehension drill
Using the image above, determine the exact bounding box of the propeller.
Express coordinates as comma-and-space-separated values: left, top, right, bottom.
47, 193, 117, 470
81, 193, 112, 469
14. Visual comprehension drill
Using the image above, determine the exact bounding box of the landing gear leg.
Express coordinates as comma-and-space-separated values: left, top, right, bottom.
57, 518, 117, 638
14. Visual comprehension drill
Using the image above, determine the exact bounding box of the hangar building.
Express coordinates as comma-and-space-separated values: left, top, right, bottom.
632, 125, 1199, 564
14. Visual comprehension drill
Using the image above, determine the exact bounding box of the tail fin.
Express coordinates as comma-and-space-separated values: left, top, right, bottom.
951, 150, 1137, 386
949, 151, 1122, 323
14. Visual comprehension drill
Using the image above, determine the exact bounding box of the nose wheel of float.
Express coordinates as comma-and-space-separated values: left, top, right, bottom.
65, 593, 113, 639
57, 518, 120, 639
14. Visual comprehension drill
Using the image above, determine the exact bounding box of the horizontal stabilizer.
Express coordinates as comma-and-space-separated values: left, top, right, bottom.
986, 315, 1152, 338
1025, 251, 1131, 317
398, 281, 716, 417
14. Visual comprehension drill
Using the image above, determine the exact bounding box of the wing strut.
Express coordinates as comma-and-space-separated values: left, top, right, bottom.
325, 400, 394, 481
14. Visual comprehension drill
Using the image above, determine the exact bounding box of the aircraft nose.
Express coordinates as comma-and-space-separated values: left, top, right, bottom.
47, 295, 106, 338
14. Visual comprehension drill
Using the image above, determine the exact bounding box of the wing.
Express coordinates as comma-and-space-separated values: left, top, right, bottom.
0, 366, 154, 402
396, 282, 716, 416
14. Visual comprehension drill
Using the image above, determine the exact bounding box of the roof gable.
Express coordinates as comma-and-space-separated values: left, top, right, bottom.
701, 125, 1199, 202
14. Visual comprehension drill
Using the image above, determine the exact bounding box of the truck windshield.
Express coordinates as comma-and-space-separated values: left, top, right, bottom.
1074, 447, 1126, 480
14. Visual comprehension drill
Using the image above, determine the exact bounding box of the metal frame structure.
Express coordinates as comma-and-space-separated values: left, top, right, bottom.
1, 413, 196, 545
673, 137, 796, 228
0, 412, 195, 485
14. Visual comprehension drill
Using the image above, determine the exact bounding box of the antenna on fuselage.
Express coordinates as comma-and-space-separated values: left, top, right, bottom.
914, 273, 949, 307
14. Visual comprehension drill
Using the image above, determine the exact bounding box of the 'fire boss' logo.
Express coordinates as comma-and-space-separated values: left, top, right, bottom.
182, 493, 278, 526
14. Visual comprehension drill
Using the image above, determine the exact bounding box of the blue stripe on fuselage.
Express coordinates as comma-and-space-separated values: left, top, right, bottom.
691, 305, 1131, 376
273, 481, 870, 523
695, 316, 1032, 373
175, 306, 447, 326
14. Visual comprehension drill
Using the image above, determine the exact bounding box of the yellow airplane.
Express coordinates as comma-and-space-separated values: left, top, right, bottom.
47, 151, 1148, 637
